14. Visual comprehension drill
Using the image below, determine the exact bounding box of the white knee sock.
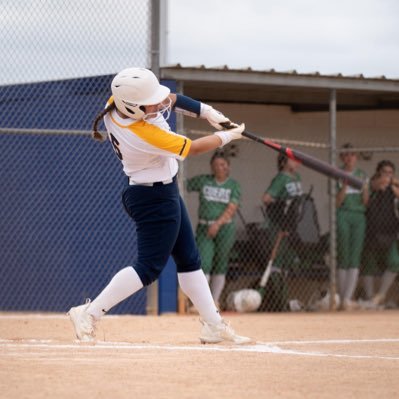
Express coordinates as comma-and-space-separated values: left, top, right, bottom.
178, 270, 222, 325
361, 275, 375, 300
344, 268, 359, 301
337, 269, 347, 300
378, 271, 397, 298
210, 274, 226, 304
88, 266, 144, 319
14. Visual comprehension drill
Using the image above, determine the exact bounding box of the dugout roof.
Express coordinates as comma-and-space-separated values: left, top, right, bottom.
160, 64, 399, 112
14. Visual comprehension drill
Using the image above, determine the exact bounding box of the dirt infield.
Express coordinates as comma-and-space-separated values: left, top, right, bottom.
1, 311, 399, 399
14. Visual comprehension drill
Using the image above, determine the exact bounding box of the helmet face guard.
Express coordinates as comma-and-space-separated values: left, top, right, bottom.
111, 68, 171, 120
142, 97, 172, 122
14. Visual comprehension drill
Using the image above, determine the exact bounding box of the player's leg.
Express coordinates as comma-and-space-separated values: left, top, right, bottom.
172, 196, 250, 344
196, 223, 215, 281
337, 209, 351, 303
343, 212, 366, 308
360, 246, 378, 300
69, 183, 181, 341
211, 223, 236, 306
373, 241, 399, 305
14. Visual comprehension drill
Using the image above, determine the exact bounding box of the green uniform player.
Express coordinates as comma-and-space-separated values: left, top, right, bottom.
187, 153, 240, 306
262, 153, 303, 311
336, 143, 369, 310
361, 160, 399, 307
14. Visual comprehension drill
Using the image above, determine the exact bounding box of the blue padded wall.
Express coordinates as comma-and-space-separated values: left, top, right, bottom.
0, 75, 177, 314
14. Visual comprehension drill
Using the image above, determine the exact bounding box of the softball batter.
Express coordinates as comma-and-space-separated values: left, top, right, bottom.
68, 67, 250, 344
336, 143, 369, 310
187, 153, 240, 307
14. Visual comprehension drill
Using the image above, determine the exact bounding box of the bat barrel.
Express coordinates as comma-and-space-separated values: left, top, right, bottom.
243, 130, 364, 190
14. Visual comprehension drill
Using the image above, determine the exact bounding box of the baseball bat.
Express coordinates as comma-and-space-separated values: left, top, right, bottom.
255, 230, 286, 307
243, 130, 364, 190
228, 230, 285, 313
220, 123, 364, 190
258, 231, 286, 289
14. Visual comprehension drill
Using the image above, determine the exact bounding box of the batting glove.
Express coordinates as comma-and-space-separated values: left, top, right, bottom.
214, 123, 245, 147
200, 104, 236, 130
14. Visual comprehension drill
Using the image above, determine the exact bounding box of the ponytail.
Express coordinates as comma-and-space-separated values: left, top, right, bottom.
92, 101, 116, 142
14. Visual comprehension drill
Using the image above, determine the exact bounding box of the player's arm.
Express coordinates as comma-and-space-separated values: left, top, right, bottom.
391, 184, 399, 198
336, 182, 347, 208
170, 93, 237, 130
262, 193, 274, 205
188, 125, 244, 155
216, 182, 241, 226
208, 203, 239, 238
217, 203, 239, 226
132, 120, 244, 159
362, 182, 369, 206
262, 176, 282, 205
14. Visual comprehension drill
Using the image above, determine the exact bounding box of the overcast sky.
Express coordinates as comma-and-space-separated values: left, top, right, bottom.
1, 0, 398, 84
168, 0, 399, 78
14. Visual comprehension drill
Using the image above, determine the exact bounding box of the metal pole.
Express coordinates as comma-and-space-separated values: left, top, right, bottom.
176, 81, 185, 192
150, 0, 160, 76
159, 0, 168, 66
329, 89, 338, 310
176, 81, 188, 314
146, 0, 161, 315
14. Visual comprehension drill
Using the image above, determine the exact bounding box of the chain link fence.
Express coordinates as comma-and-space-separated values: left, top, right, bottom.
337, 147, 399, 311
182, 110, 399, 314
1, 1, 399, 316
0, 0, 152, 313
183, 133, 331, 313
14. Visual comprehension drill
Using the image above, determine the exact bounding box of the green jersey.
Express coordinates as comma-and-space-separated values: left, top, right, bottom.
187, 174, 241, 221
266, 172, 303, 200
337, 167, 367, 212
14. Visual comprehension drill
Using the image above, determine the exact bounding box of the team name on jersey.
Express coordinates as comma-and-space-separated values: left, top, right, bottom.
203, 185, 232, 203
286, 181, 303, 197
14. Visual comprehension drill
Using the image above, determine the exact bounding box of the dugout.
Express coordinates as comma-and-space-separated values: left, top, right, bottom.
161, 64, 399, 231
160, 65, 399, 308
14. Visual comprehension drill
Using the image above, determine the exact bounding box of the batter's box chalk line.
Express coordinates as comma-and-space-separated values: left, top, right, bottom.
1, 338, 399, 361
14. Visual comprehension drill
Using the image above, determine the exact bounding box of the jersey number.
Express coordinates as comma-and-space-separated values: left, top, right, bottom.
110, 133, 123, 160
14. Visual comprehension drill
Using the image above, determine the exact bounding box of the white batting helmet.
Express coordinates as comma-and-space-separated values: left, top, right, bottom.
227, 289, 262, 313
111, 68, 170, 120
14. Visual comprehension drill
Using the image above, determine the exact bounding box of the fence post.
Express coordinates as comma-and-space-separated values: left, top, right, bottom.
146, 0, 161, 315
176, 81, 189, 314
329, 89, 338, 310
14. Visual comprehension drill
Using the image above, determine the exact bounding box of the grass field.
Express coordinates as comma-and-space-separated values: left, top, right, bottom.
1, 311, 399, 399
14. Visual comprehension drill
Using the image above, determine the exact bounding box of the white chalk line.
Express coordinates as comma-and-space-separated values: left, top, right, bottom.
259, 338, 399, 345
0, 314, 124, 320
1, 338, 399, 361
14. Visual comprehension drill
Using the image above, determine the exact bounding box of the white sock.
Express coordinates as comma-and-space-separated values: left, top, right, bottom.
361, 275, 374, 300
88, 266, 144, 319
178, 270, 222, 325
337, 269, 347, 300
210, 274, 226, 303
378, 271, 397, 298
344, 268, 359, 301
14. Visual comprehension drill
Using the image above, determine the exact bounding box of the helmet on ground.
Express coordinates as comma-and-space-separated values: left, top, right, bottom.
111, 68, 170, 120
227, 289, 262, 313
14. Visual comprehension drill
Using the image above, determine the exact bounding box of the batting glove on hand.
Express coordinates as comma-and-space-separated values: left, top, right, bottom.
200, 104, 236, 130
214, 123, 245, 147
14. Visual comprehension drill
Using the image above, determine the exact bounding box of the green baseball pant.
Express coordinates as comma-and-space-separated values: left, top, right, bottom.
337, 209, 366, 269
196, 223, 236, 275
